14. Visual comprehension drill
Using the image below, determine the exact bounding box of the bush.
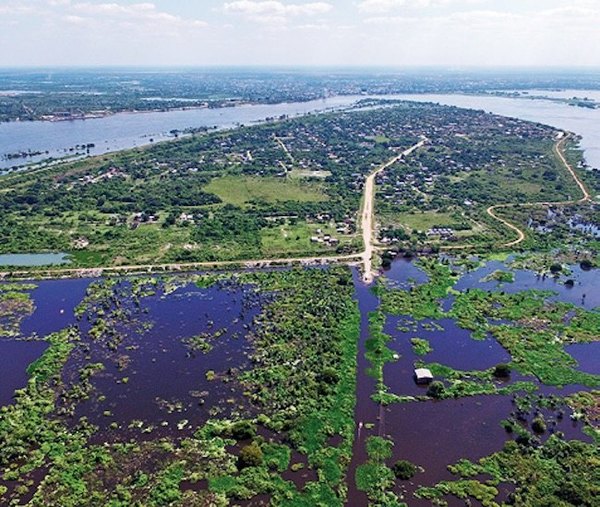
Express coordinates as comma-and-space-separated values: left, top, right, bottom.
493, 363, 511, 378
532, 416, 547, 434
550, 263, 562, 274
393, 460, 418, 480
427, 381, 445, 399
318, 367, 340, 385
238, 442, 263, 468
227, 420, 257, 441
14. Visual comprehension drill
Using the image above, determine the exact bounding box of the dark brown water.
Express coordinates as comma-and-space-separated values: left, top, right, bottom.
1, 260, 598, 506
347, 258, 598, 507
0, 339, 48, 406
66, 280, 264, 439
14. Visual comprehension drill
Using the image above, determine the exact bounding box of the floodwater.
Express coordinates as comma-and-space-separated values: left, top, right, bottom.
1, 261, 598, 506
348, 258, 597, 506
566, 342, 600, 375
0, 253, 71, 267
21, 277, 91, 337
67, 279, 264, 438
0, 339, 48, 406
384, 316, 511, 395
454, 260, 600, 308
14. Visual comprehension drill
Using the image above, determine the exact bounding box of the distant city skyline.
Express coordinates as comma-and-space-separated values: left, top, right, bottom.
2, 0, 600, 67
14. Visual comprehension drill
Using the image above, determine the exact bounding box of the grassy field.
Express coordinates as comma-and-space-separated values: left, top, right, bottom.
287, 169, 332, 180
204, 175, 328, 207
260, 221, 357, 257
385, 211, 465, 232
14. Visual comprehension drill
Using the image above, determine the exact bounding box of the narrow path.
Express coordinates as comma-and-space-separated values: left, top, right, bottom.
361, 138, 428, 283
481, 134, 591, 248
0, 253, 364, 280
274, 136, 295, 164
486, 204, 526, 248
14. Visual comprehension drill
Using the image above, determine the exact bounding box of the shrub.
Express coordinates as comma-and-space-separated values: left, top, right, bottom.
238, 442, 263, 468
427, 381, 445, 399
493, 363, 511, 378
393, 460, 418, 480
227, 420, 257, 441
550, 263, 562, 274
532, 416, 547, 434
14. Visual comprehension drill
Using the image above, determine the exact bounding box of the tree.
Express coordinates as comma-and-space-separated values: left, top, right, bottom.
227, 420, 257, 441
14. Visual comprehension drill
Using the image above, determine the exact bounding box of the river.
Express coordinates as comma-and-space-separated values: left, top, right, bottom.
0, 95, 364, 170
389, 92, 600, 170
3, 91, 600, 172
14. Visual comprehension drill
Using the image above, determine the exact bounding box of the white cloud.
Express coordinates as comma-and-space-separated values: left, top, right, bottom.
70, 2, 207, 28
0, 2, 35, 15
224, 1, 332, 23
358, 0, 484, 14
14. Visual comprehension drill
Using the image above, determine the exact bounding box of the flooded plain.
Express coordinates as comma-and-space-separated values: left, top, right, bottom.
1, 258, 598, 505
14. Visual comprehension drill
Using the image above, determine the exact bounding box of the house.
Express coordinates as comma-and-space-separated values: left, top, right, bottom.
414, 368, 434, 384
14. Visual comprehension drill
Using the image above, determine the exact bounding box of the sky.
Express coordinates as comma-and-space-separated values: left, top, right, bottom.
1, 0, 600, 67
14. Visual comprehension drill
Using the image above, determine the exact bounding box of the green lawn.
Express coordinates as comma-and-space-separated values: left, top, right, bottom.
204, 175, 328, 207
387, 211, 464, 231
260, 221, 357, 257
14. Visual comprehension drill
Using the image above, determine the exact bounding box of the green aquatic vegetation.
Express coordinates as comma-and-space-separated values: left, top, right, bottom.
416, 480, 499, 506
410, 337, 432, 356
366, 310, 397, 403
566, 391, 600, 442
356, 436, 403, 506
564, 308, 600, 343
182, 328, 227, 354
451, 288, 600, 387
418, 362, 537, 400
0, 288, 35, 336
481, 269, 515, 283
0, 283, 37, 292
0, 328, 85, 504
366, 436, 393, 461
262, 442, 291, 473
375, 259, 457, 321
492, 325, 600, 387
429, 436, 600, 507
226, 267, 360, 504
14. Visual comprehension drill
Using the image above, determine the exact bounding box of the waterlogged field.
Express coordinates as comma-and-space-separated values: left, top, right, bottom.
0, 268, 360, 506
354, 257, 600, 506
0, 258, 598, 506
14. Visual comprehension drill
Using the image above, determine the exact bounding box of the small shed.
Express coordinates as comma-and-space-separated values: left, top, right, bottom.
414, 368, 434, 385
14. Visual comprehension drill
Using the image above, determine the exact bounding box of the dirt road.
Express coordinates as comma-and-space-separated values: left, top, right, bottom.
485, 134, 592, 248
361, 138, 428, 283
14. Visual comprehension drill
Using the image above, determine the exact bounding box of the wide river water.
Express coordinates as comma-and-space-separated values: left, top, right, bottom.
0, 96, 364, 170
2, 91, 600, 171
390, 92, 600, 171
